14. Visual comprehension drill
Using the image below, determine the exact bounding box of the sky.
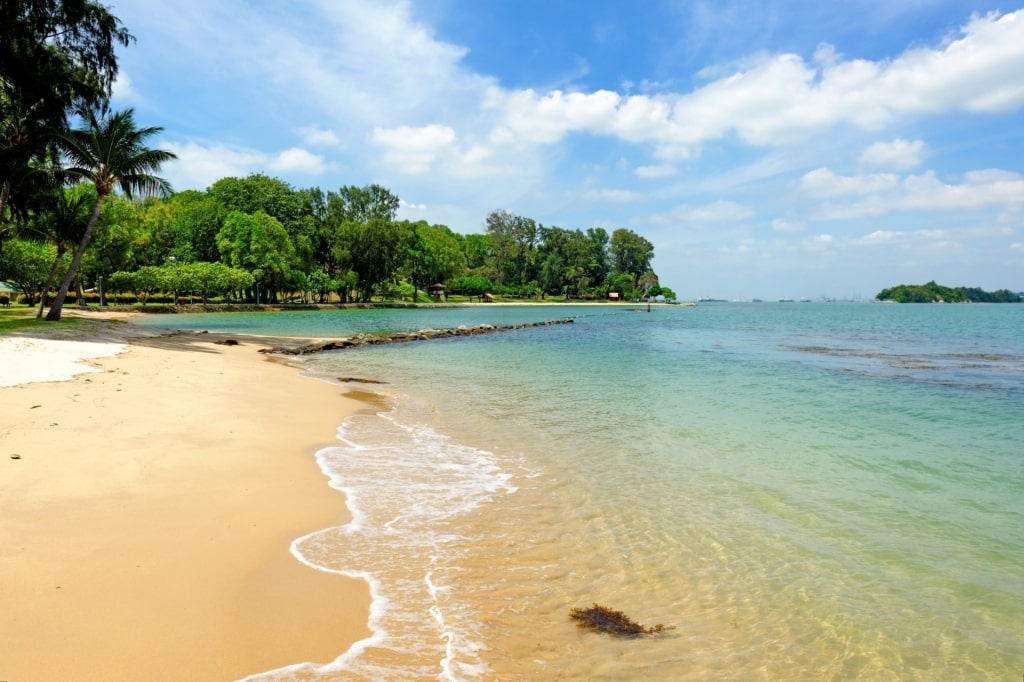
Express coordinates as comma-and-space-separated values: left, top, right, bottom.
107, 0, 1024, 300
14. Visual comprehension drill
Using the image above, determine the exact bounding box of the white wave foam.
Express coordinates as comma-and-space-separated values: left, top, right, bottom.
261, 397, 517, 680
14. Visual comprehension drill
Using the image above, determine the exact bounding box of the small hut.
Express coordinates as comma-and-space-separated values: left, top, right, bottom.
482, 293, 494, 303
429, 283, 446, 302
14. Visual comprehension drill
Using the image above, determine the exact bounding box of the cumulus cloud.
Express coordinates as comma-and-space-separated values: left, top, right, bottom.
269, 147, 327, 174
478, 10, 1024, 158
295, 126, 343, 147
370, 124, 458, 174
111, 73, 141, 103
800, 168, 901, 197
859, 139, 926, 169
161, 141, 326, 190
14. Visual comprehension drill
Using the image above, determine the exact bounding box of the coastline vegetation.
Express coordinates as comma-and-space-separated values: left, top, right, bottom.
876, 281, 1022, 303
2, 4, 673, 316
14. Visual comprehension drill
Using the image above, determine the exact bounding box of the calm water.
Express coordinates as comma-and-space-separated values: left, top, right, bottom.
139, 303, 1024, 680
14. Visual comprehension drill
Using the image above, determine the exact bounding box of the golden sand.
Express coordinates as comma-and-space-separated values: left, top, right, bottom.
0, 317, 370, 681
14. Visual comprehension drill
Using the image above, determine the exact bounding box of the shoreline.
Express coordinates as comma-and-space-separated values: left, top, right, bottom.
0, 314, 372, 680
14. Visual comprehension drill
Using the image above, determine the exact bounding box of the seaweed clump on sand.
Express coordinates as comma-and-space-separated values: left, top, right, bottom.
569, 604, 674, 637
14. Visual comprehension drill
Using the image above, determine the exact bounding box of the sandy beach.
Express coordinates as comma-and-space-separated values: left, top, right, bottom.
0, 314, 371, 681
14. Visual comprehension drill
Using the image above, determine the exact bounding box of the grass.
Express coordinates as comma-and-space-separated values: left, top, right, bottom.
0, 306, 81, 336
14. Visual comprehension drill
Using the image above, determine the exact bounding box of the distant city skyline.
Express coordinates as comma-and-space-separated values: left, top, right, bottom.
111, 1, 1024, 300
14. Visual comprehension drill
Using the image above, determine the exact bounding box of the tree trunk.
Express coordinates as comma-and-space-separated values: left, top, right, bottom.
45, 195, 106, 321
36, 246, 68, 318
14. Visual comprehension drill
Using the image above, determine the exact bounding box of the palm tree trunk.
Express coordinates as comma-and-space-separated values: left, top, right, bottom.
36, 246, 68, 318
45, 195, 106, 321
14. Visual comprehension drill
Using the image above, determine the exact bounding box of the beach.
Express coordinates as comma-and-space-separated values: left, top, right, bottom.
0, 314, 371, 681
4, 304, 1022, 679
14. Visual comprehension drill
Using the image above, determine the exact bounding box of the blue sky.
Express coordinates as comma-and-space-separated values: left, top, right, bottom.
109, 0, 1024, 300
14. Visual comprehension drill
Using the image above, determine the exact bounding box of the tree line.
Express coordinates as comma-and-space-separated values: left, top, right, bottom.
2, 172, 673, 306
876, 281, 1022, 303
1, 1, 672, 314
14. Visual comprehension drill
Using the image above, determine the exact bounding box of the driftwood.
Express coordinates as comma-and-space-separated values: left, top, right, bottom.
259, 318, 574, 356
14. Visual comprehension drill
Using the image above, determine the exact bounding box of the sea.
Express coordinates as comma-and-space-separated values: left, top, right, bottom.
134, 302, 1024, 681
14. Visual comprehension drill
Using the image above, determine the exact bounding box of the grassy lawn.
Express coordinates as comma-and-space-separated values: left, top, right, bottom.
0, 306, 80, 336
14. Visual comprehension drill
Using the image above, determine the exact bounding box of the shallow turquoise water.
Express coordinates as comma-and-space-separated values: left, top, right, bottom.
144, 304, 1024, 680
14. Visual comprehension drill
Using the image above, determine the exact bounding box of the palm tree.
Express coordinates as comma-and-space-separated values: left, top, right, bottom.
45, 107, 176, 321
33, 185, 94, 317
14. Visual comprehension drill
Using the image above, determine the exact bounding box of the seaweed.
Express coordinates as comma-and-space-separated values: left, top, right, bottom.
568, 603, 674, 637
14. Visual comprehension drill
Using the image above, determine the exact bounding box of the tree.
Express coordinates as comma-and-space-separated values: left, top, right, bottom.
216, 210, 296, 302
1, 0, 132, 222
403, 221, 465, 299
459, 232, 493, 270
0, 237, 59, 305
81, 193, 142, 287
45, 107, 175, 320
485, 209, 515, 285
610, 228, 654, 280
325, 184, 400, 224
341, 217, 411, 301
29, 183, 93, 316
160, 190, 224, 263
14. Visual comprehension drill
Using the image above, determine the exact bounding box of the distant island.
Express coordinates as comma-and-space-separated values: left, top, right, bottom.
876, 281, 1022, 303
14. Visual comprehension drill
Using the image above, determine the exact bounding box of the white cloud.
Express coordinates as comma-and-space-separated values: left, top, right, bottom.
370, 124, 458, 174
161, 141, 326, 190
476, 10, 1024, 161
650, 200, 754, 224
111, 73, 141, 103
582, 188, 642, 202
802, 165, 1024, 219
269, 147, 327, 174
854, 223, 1015, 248
805, 234, 834, 251
859, 139, 925, 169
772, 218, 804, 232
800, 168, 901, 197
295, 126, 343, 147
855, 229, 901, 245
634, 164, 678, 178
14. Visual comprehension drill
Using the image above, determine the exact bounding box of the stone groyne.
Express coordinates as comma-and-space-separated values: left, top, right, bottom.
258, 318, 574, 356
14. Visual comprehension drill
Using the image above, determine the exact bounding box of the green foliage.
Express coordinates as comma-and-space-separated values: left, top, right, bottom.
216, 210, 295, 299
108, 261, 252, 304
8, 153, 672, 307
450, 275, 494, 299
569, 604, 674, 637
45, 106, 175, 320
0, 238, 61, 302
876, 281, 1022, 303
610, 228, 654, 280
1, 0, 132, 222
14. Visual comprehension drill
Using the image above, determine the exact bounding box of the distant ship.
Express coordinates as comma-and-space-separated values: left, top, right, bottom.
698, 296, 727, 303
